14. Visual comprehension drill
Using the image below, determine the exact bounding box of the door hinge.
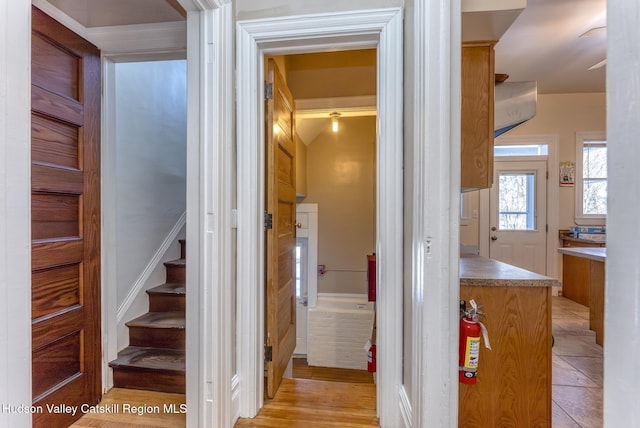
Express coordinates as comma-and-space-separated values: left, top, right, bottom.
264, 82, 273, 100
546, 171, 549, 180
264, 212, 273, 230
264, 345, 273, 362
546, 224, 549, 232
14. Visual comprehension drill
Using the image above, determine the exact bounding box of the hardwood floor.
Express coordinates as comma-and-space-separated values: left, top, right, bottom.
234, 378, 378, 427
71, 364, 376, 428
70, 388, 186, 428
292, 357, 374, 384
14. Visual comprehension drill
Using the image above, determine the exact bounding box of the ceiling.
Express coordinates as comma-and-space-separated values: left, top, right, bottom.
45, 0, 185, 27
44, 0, 606, 95
494, 0, 606, 94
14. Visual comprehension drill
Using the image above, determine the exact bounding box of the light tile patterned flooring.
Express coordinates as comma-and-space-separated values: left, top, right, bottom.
552, 296, 603, 427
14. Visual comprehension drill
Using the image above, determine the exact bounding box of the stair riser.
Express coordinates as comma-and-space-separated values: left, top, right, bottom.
129, 327, 185, 350
148, 295, 185, 313
113, 369, 185, 394
165, 265, 185, 284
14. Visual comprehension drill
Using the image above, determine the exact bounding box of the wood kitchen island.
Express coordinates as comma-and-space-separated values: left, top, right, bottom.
459, 255, 557, 428
558, 247, 606, 345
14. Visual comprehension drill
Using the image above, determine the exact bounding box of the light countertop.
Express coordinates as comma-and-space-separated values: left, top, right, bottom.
557, 247, 606, 262
460, 255, 558, 287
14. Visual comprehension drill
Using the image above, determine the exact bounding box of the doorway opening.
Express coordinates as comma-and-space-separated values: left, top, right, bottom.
102, 57, 188, 397
264, 49, 377, 394
281, 50, 378, 387
477, 135, 560, 280
235, 9, 403, 426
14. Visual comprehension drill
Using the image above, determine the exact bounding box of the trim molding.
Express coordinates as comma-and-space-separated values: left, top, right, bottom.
88, 21, 187, 55
31, 0, 89, 40
409, 0, 460, 426
0, 2, 32, 426
32, 0, 187, 55
236, 8, 404, 426
116, 212, 186, 322
399, 386, 413, 428
296, 95, 377, 119
296, 203, 318, 308
183, 2, 235, 427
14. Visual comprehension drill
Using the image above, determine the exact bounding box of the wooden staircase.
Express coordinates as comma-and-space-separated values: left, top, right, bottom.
109, 240, 186, 394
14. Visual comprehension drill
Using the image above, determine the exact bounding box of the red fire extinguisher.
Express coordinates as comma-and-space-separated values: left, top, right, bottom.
367, 343, 376, 373
459, 299, 491, 384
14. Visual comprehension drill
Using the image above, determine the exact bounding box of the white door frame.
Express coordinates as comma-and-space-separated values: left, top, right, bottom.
236, 8, 403, 427
295, 204, 318, 309
479, 135, 560, 280
177, 1, 236, 427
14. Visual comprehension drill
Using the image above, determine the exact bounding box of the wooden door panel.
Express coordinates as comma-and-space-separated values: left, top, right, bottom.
32, 164, 84, 194
31, 33, 80, 101
32, 308, 84, 352
32, 194, 80, 240
32, 264, 81, 319
265, 59, 297, 398
33, 332, 82, 397
32, 240, 84, 270
32, 85, 84, 125
31, 114, 81, 168
31, 6, 101, 426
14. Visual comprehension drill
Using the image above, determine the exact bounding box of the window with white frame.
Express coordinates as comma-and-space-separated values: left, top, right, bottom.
575, 132, 607, 223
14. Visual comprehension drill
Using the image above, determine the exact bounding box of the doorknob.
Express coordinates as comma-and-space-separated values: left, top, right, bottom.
491, 226, 497, 231
491, 235, 498, 241
295, 222, 302, 229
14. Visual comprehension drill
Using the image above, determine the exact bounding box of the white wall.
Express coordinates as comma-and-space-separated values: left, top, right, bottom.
460, 190, 480, 246
114, 60, 187, 344
303, 116, 376, 295
0, 1, 32, 426
605, 0, 640, 424
462, 93, 606, 247
508, 93, 606, 229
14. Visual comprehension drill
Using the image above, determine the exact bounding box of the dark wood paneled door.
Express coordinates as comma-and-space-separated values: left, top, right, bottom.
31, 7, 101, 427
265, 59, 297, 399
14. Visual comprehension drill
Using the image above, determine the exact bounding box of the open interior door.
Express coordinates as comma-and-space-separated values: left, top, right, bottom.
31, 6, 102, 426
265, 59, 297, 398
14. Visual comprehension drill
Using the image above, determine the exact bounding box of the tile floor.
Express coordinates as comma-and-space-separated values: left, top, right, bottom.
552, 296, 603, 427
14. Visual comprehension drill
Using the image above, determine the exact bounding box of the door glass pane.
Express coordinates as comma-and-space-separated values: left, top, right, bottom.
494, 144, 548, 157
498, 172, 536, 230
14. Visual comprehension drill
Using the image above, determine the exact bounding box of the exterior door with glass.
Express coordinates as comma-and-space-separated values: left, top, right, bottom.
489, 159, 548, 275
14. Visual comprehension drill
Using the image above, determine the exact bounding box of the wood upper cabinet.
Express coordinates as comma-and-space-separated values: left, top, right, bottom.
461, 42, 496, 191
